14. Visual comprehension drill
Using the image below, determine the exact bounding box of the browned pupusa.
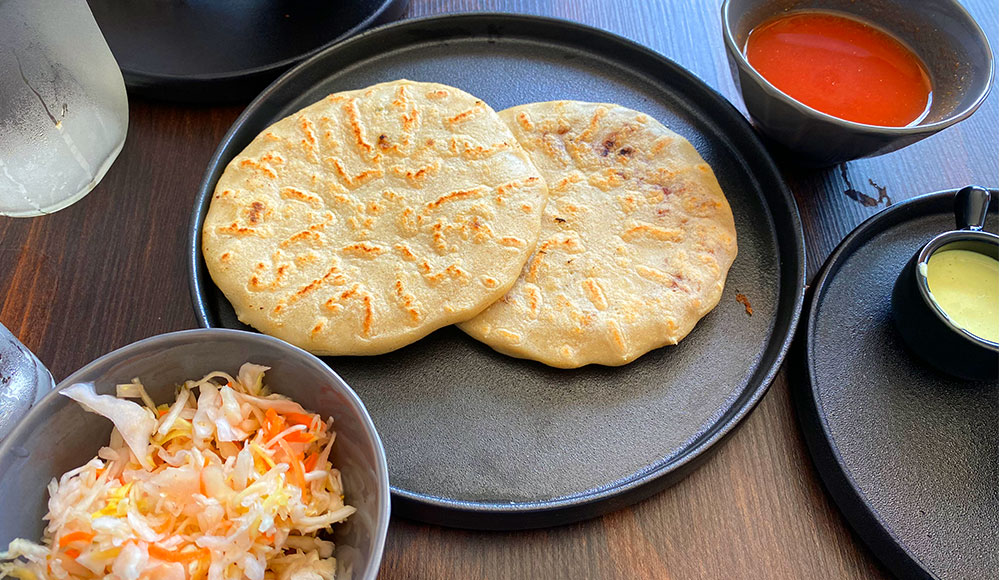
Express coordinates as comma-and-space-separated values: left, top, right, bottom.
202, 80, 548, 355
459, 101, 738, 368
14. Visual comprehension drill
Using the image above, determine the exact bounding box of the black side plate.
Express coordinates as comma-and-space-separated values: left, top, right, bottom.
796, 190, 999, 580
189, 13, 805, 529
87, 0, 408, 102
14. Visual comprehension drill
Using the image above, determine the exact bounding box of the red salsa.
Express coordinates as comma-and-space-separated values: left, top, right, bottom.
744, 11, 932, 127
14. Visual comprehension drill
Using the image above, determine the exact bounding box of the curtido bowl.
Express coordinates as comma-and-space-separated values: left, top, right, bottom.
892, 186, 999, 380
721, 0, 994, 166
0, 328, 389, 579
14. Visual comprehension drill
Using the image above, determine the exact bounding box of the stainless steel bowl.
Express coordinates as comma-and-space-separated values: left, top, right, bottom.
0, 328, 390, 580
721, 0, 994, 166
891, 186, 999, 380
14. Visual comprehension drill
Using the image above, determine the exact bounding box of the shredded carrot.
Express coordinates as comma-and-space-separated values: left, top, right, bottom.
284, 431, 314, 444
303, 453, 320, 472
278, 439, 307, 493
294, 457, 307, 490
63, 548, 81, 559
263, 408, 286, 441
284, 412, 315, 426
58, 531, 95, 548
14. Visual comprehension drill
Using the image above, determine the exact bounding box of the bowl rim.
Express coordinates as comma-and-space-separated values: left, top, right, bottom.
0, 327, 390, 580
720, 0, 995, 134
914, 230, 1000, 351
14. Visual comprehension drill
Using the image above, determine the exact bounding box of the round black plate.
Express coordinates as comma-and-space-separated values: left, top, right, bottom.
189, 13, 805, 529
795, 190, 999, 580
87, 0, 408, 102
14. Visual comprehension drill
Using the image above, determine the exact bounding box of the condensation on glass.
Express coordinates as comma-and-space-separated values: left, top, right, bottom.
0, 0, 128, 217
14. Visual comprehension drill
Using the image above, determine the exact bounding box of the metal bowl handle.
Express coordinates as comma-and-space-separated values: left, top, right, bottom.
955, 185, 991, 231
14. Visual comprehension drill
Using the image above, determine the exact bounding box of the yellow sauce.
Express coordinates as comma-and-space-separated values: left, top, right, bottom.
924, 249, 999, 343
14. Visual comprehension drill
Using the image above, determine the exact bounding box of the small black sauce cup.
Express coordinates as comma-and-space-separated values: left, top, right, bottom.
892, 186, 999, 380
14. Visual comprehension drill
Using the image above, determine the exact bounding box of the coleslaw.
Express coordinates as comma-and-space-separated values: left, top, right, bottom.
0, 363, 355, 580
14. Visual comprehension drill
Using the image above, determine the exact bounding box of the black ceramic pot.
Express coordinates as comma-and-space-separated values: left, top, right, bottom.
720, 0, 994, 166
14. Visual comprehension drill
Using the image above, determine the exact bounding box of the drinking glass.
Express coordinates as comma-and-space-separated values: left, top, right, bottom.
0, 0, 128, 217
0, 322, 54, 441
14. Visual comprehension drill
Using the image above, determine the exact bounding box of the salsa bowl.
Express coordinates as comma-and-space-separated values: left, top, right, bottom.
722, 0, 994, 166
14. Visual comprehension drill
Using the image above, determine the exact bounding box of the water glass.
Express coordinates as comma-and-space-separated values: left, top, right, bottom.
0, 0, 128, 217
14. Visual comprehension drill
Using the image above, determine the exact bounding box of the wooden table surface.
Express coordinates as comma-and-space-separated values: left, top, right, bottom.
2, 1, 997, 578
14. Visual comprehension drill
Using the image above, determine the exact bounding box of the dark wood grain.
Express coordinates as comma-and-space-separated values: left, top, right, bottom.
1, 1, 996, 579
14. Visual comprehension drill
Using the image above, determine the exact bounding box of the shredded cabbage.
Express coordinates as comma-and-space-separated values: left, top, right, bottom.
0, 364, 356, 580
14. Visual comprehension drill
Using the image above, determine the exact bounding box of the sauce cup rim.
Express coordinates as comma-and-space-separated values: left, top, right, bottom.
913, 229, 999, 351
720, 0, 995, 135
